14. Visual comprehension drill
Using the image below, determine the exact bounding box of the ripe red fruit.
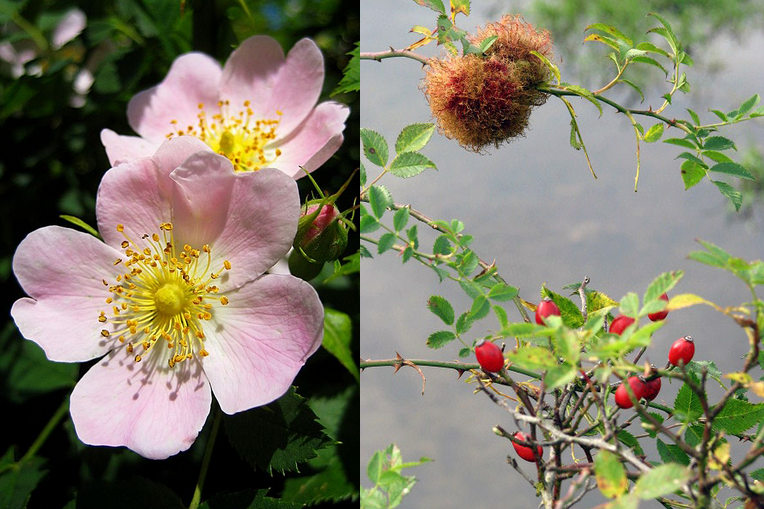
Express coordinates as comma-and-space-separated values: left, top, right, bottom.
614, 376, 646, 409
475, 340, 504, 372
668, 335, 695, 366
648, 293, 670, 322
642, 377, 662, 401
512, 432, 542, 462
609, 315, 635, 335
535, 297, 561, 325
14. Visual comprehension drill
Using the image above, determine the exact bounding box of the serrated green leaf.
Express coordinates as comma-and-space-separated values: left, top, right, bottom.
620, 79, 644, 103
686, 108, 701, 125
432, 235, 453, 255
541, 287, 584, 328
377, 233, 396, 254
633, 463, 691, 499
561, 82, 602, 116
529, 50, 560, 85
710, 109, 729, 122
323, 309, 358, 381
711, 180, 743, 212
616, 429, 644, 456
709, 162, 754, 180
703, 136, 736, 152
676, 151, 706, 167
487, 283, 518, 302
657, 439, 690, 466
618, 292, 640, 318
393, 207, 410, 232
388, 152, 436, 178
427, 295, 455, 325
647, 12, 680, 53
332, 43, 359, 95
455, 311, 473, 335
674, 383, 703, 422
644, 270, 684, 303
401, 246, 414, 263
493, 305, 508, 328
367, 185, 392, 219
479, 35, 497, 53
711, 399, 764, 434
360, 129, 389, 167
664, 137, 697, 149
735, 94, 760, 119
640, 412, 664, 439
545, 364, 577, 389
395, 123, 435, 153
359, 162, 367, 187
224, 387, 333, 475
702, 150, 733, 163
631, 56, 668, 76
641, 122, 665, 143
412, 0, 446, 14
680, 160, 706, 190
507, 346, 557, 370
585, 23, 633, 47
594, 448, 628, 498
751, 468, 764, 482
635, 41, 670, 58
426, 330, 456, 349
469, 295, 490, 320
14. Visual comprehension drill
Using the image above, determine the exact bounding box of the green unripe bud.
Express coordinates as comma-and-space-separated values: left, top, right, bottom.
293, 201, 348, 263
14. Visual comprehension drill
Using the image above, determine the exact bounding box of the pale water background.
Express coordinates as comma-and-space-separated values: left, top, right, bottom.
361, 1, 764, 507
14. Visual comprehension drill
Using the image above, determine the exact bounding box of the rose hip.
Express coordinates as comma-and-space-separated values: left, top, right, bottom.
535, 297, 561, 325
475, 340, 504, 372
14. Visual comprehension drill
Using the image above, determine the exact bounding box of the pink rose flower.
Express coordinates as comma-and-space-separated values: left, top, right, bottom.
101, 35, 349, 178
11, 137, 324, 459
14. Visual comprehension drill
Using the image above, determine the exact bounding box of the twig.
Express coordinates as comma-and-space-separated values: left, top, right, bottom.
360, 48, 430, 65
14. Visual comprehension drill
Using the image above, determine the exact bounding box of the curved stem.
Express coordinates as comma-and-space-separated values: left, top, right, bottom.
360, 357, 542, 379
188, 405, 222, 509
360, 49, 430, 66
20, 398, 69, 464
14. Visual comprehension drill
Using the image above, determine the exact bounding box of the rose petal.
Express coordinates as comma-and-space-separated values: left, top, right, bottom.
169, 160, 299, 288
201, 274, 323, 414
266, 38, 325, 137
270, 101, 349, 177
100, 129, 161, 166
97, 137, 212, 248
11, 226, 124, 362
51, 8, 86, 50
128, 53, 222, 142
70, 346, 212, 459
219, 35, 285, 120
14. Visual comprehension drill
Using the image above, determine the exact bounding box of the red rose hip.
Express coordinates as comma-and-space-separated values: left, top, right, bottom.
668, 335, 695, 366
535, 297, 561, 325
512, 432, 542, 462
642, 377, 662, 401
609, 315, 635, 335
614, 376, 645, 409
475, 340, 504, 372
648, 293, 670, 322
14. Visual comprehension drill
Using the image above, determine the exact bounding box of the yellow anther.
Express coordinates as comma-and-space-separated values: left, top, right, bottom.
116, 224, 124, 232
223, 260, 231, 270
100, 330, 110, 337
121, 240, 129, 248
220, 296, 229, 305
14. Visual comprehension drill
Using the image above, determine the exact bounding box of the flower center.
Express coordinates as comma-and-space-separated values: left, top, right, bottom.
165, 100, 283, 172
154, 283, 186, 316
99, 222, 231, 368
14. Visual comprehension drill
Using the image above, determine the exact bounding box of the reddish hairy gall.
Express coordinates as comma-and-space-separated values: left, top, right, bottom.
642, 377, 662, 401
668, 335, 695, 366
512, 432, 542, 462
475, 340, 505, 372
609, 315, 635, 335
535, 297, 561, 325
614, 376, 645, 409
648, 293, 670, 322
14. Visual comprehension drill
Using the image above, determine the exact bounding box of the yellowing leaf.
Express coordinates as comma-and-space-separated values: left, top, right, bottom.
450, 0, 470, 21
667, 293, 718, 311
708, 443, 731, 470
406, 36, 435, 51
724, 372, 753, 384
749, 382, 764, 398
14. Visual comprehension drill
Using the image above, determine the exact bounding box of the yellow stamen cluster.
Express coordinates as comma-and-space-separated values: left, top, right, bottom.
99, 222, 232, 368
165, 100, 283, 172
